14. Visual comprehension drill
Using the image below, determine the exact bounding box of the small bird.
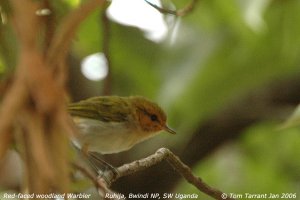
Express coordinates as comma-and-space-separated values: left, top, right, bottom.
68, 96, 175, 155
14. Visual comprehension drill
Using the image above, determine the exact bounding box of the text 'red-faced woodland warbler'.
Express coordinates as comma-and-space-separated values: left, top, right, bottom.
68, 96, 176, 155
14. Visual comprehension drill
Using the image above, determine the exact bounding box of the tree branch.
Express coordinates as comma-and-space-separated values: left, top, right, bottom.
42, 0, 56, 55
46, 0, 106, 85
73, 162, 125, 200
102, 148, 234, 200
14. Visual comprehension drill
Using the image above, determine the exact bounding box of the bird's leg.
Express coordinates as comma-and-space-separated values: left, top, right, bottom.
77, 144, 119, 183
84, 151, 119, 183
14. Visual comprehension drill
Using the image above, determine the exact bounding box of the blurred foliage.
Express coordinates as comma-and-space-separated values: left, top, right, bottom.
1, 0, 300, 197
72, 0, 300, 196
282, 104, 300, 129
176, 122, 300, 199
71, 0, 300, 137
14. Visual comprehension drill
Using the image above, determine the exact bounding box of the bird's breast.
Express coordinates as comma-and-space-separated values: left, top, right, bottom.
72, 117, 145, 154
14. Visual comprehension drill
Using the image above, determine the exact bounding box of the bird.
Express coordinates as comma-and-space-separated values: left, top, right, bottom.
68, 96, 175, 155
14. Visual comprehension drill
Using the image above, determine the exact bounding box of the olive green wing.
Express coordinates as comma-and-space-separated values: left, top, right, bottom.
68, 96, 131, 122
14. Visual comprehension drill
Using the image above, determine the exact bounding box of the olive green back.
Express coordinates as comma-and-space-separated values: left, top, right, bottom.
68, 96, 131, 122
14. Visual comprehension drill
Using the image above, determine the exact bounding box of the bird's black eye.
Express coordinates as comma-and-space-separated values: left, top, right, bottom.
150, 114, 158, 121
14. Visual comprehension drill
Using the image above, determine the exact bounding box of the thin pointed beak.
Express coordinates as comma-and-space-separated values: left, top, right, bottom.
163, 125, 176, 134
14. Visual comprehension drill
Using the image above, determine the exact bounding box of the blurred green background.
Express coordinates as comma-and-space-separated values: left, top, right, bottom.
1, 0, 300, 199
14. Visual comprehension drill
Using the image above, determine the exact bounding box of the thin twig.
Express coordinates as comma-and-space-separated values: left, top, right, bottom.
145, 0, 198, 16
72, 162, 104, 189
103, 148, 235, 200
0, 77, 27, 161
73, 163, 125, 200
42, 0, 56, 55
164, 149, 231, 200
20, 109, 56, 183
46, 0, 106, 84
